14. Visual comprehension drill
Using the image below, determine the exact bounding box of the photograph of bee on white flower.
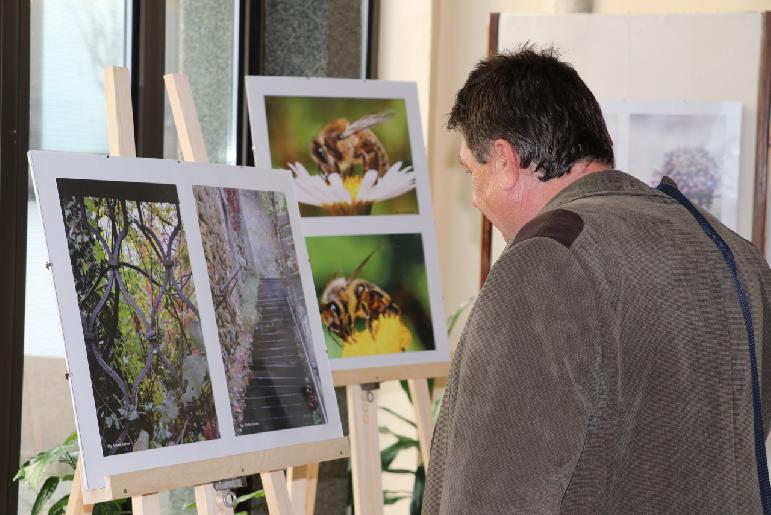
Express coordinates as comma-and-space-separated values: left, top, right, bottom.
306, 234, 435, 358
264, 96, 418, 216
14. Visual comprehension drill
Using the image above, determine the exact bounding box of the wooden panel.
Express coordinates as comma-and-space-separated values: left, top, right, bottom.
287, 463, 319, 514
262, 470, 295, 515
104, 66, 136, 158
347, 384, 383, 515
480, 12, 500, 286
81, 438, 349, 504
131, 493, 160, 515
753, 12, 771, 254
65, 460, 93, 515
408, 378, 433, 467
332, 361, 450, 386
194, 483, 235, 515
164, 73, 210, 163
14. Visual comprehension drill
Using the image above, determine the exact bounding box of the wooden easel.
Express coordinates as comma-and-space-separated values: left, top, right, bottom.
163, 71, 449, 514
64, 66, 350, 515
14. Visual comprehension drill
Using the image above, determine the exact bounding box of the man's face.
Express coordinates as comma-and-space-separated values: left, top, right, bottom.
458, 139, 511, 231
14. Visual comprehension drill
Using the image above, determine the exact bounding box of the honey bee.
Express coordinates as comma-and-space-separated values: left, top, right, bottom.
310, 112, 394, 181
319, 248, 401, 345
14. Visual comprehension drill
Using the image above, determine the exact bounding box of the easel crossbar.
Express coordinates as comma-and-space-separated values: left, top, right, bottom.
82, 437, 349, 504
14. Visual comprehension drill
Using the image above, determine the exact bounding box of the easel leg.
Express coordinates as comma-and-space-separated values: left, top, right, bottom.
194, 483, 235, 515
131, 493, 161, 514
262, 470, 295, 514
65, 459, 93, 515
347, 383, 384, 515
287, 463, 319, 514
408, 378, 434, 467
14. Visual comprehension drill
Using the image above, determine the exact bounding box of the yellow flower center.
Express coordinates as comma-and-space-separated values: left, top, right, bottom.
319, 175, 373, 215
342, 175, 364, 200
341, 314, 412, 357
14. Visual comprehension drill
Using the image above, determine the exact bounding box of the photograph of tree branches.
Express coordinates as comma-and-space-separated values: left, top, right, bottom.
56, 179, 219, 456
194, 186, 327, 435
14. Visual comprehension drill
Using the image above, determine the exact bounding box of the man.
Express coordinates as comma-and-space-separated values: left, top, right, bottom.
423, 46, 771, 514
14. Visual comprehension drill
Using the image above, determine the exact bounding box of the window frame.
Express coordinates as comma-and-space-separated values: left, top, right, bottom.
0, 0, 30, 512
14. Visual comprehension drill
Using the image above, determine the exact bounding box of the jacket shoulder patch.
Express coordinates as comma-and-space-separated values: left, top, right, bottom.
512, 209, 584, 248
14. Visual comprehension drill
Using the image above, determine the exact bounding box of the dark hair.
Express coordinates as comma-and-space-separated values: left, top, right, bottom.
448, 45, 614, 181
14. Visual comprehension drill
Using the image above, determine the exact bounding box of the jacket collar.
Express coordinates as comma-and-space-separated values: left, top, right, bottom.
541, 170, 669, 213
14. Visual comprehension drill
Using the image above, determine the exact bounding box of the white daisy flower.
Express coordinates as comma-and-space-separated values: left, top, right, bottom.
286, 161, 416, 215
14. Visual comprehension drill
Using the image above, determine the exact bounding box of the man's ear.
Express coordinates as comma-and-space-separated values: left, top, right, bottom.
491, 139, 520, 189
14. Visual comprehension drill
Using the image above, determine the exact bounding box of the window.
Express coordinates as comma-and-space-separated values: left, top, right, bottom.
20, 1, 131, 512
164, 0, 240, 165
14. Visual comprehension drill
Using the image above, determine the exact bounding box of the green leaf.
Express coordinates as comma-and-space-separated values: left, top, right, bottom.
379, 406, 416, 428
235, 489, 265, 507
381, 438, 418, 470
384, 492, 410, 505
383, 467, 418, 475
17, 432, 79, 489
378, 426, 417, 443
13, 458, 31, 482
410, 464, 426, 515
32, 476, 59, 515
446, 296, 475, 335
92, 499, 131, 514
432, 388, 445, 420
48, 495, 69, 515
399, 380, 412, 404
182, 500, 196, 510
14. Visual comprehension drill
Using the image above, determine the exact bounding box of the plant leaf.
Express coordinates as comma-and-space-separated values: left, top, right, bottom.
384, 492, 410, 505
378, 426, 417, 444
32, 476, 59, 515
47, 495, 69, 515
410, 464, 426, 515
383, 467, 418, 475
432, 388, 446, 420
399, 380, 412, 404
381, 438, 418, 470
235, 489, 265, 506
379, 406, 417, 428
18, 433, 79, 489
446, 296, 475, 335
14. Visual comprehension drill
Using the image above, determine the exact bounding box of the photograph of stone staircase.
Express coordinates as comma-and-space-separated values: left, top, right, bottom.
194, 186, 327, 435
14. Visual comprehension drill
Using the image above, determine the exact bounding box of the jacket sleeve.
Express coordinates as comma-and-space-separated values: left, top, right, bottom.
434, 238, 602, 514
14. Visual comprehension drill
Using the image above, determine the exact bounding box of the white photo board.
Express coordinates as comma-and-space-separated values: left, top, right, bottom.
601, 100, 742, 230
245, 77, 449, 374
29, 151, 342, 490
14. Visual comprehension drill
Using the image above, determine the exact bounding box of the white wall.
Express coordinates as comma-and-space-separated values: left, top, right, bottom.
428, 0, 553, 348
425, 0, 771, 349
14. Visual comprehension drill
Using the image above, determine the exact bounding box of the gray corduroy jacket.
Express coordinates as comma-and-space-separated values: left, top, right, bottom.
423, 171, 771, 514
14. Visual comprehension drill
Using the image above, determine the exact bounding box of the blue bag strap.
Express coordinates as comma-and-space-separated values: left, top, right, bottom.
657, 179, 771, 513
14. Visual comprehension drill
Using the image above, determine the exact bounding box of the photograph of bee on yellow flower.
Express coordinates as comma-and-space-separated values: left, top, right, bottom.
265, 96, 418, 216
306, 234, 434, 358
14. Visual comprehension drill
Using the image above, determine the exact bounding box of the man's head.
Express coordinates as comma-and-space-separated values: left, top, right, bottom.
449, 45, 614, 240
